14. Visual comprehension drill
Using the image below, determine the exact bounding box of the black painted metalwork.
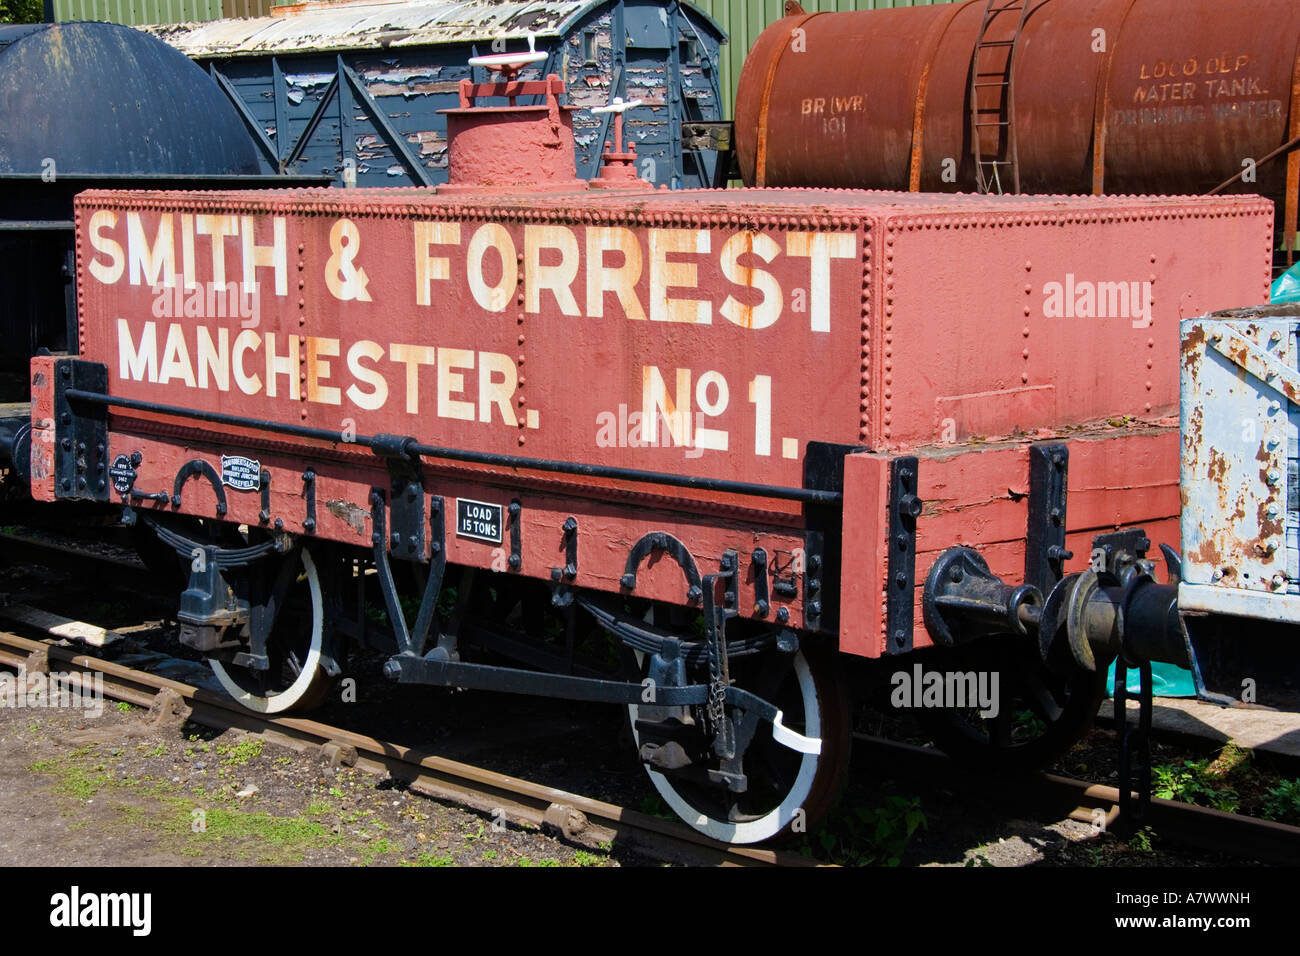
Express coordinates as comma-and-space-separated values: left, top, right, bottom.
886, 456, 921, 654
244, 550, 305, 668
139, 511, 281, 654
52, 359, 109, 501
1114, 657, 1153, 830
620, 531, 703, 604
389, 473, 425, 560
922, 546, 1042, 646
701, 552, 746, 790
801, 441, 867, 634
142, 512, 280, 566
176, 546, 248, 653
63, 389, 842, 505
719, 549, 739, 613
751, 547, 770, 618
560, 516, 578, 579
1090, 528, 1152, 580
411, 496, 448, 656
507, 499, 522, 571
576, 595, 775, 665
803, 530, 825, 632
259, 469, 272, 524
384, 652, 791, 725
301, 468, 317, 533
369, 487, 447, 658
550, 516, 579, 606
1025, 443, 1072, 595
371, 432, 415, 459
771, 549, 799, 600
0, 416, 31, 484
171, 459, 227, 516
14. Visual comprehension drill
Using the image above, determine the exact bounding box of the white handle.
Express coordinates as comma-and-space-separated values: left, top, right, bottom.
468, 31, 547, 70
591, 96, 643, 115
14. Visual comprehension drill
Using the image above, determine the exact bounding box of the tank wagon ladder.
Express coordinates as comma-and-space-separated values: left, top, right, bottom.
968, 0, 1031, 195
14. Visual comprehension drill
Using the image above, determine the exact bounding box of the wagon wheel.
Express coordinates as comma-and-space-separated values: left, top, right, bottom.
913, 634, 1106, 773
628, 642, 851, 844
209, 544, 335, 714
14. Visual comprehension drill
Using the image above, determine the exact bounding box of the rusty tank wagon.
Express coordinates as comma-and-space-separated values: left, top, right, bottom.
734, 0, 1300, 265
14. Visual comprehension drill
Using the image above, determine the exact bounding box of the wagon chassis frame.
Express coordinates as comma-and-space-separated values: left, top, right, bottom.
42, 356, 1216, 822
52, 361, 827, 793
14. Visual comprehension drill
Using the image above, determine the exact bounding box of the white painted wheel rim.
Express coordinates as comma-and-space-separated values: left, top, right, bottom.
210, 547, 324, 715
629, 649, 823, 844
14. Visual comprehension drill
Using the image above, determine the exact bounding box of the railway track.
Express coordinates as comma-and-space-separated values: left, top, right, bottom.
4, 530, 1299, 866
851, 735, 1300, 866
0, 617, 821, 868
0, 528, 157, 593
8, 610, 1300, 867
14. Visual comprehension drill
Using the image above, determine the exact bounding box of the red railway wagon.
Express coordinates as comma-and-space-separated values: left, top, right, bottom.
28, 74, 1272, 842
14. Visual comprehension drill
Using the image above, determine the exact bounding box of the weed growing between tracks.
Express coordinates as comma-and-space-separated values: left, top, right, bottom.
1151, 741, 1300, 823
1261, 779, 1300, 822
799, 794, 928, 866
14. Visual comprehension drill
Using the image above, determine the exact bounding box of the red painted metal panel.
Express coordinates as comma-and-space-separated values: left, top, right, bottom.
871, 201, 1273, 450
49, 183, 1272, 654
841, 451, 892, 657
842, 429, 1184, 658
73, 189, 872, 490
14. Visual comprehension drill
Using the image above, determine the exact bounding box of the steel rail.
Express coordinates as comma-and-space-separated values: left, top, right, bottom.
852, 734, 1300, 865
0, 626, 823, 868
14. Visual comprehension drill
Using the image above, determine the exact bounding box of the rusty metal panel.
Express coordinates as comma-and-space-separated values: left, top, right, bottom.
688, 0, 951, 120
1180, 308, 1300, 618
733, 0, 1300, 219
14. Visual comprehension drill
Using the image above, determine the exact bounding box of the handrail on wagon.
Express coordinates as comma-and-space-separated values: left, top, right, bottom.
61, 389, 843, 507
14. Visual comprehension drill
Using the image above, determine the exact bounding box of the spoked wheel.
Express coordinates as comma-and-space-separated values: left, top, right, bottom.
629, 643, 850, 844
914, 635, 1107, 772
209, 545, 335, 714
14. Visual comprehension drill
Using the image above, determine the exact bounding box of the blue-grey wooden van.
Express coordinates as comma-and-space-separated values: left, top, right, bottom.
146, 0, 727, 189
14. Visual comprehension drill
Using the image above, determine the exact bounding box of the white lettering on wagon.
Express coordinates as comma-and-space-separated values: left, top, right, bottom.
412, 221, 856, 333
88, 210, 286, 295
90, 215, 857, 332
91, 212, 862, 455
114, 319, 524, 428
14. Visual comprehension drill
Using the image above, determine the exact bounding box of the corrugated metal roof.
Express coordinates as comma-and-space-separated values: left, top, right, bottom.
141, 0, 613, 57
